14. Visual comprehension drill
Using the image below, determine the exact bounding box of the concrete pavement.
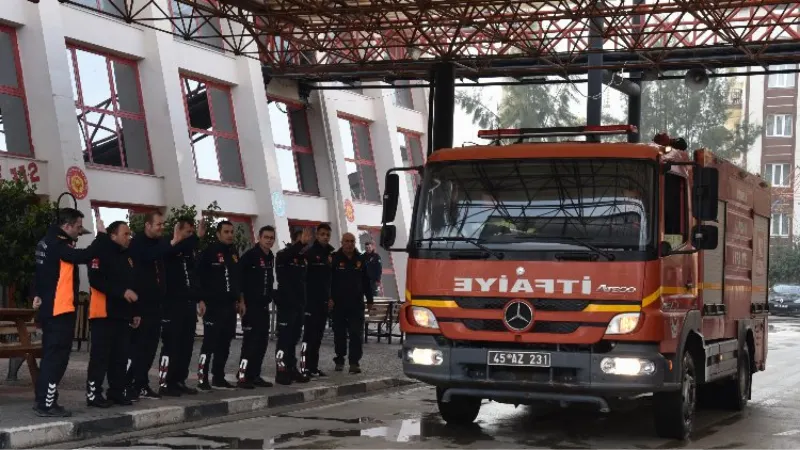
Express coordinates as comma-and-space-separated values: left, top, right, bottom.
0, 334, 409, 448
83, 317, 800, 449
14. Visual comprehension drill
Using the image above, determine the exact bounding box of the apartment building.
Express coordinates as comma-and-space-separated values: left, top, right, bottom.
740, 65, 799, 242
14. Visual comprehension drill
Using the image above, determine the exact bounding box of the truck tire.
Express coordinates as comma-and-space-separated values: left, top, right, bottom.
653, 351, 696, 440
436, 388, 482, 425
719, 344, 751, 411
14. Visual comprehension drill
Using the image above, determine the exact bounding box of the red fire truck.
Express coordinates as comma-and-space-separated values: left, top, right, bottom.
379, 125, 769, 440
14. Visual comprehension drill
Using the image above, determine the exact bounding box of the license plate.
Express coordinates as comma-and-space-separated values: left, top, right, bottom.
776, 304, 789, 308
487, 351, 551, 367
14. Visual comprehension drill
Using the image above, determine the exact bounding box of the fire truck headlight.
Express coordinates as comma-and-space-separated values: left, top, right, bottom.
411, 306, 439, 329
407, 348, 444, 366
600, 357, 656, 376
605, 313, 640, 335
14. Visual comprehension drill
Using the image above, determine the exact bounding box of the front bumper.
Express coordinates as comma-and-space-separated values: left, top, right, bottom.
402, 335, 680, 408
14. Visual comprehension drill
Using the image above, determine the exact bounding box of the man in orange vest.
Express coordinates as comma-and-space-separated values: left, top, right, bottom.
32, 208, 106, 417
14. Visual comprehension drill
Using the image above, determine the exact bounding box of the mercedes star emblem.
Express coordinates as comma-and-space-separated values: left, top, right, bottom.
503, 300, 534, 333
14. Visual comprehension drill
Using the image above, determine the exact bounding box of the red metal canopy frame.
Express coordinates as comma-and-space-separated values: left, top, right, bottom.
59, 0, 800, 82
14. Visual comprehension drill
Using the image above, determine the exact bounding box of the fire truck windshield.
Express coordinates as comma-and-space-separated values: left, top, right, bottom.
414, 158, 656, 254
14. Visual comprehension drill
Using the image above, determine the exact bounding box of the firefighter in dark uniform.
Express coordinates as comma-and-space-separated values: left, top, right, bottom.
159, 219, 206, 397
331, 232, 374, 373
196, 221, 244, 390
86, 221, 139, 408
236, 226, 277, 389
301, 223, 335, 378
32, 208, 106, 417
364, 241, 383, 296
274, 228, 312, 385
127, 212, 191, 400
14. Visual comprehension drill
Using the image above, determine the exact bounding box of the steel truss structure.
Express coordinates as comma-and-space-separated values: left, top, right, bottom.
60, 0, 800, 82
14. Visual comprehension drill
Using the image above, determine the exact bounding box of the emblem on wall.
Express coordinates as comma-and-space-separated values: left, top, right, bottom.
344, 199, 355, 223
66, 166, 89, 200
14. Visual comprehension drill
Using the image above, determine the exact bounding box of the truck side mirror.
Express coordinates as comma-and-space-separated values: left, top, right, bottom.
380, 225, 396, 249
382, 172, 400, 224
692, 224, 718, 250
693, 167, 719, 221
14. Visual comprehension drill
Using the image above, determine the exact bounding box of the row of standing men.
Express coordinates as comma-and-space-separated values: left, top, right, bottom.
31, 208, 381, 417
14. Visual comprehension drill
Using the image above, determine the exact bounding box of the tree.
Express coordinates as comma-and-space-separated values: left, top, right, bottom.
456, 84, 591, 145
0, 179, 56, 308
768, 240, 800, 287
128, 201, 251, 255
639, 73, 762, 165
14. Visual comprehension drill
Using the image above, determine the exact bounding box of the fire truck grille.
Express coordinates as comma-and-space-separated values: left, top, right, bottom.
455, 298, 589, 312
460, 319, 585, 334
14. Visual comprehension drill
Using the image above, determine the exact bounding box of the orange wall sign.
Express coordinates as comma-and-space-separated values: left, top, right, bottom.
66, 166, 89, 200
344, 199, 355, 223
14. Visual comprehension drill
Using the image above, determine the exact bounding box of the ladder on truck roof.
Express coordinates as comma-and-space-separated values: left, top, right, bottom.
476, 125, 638, 145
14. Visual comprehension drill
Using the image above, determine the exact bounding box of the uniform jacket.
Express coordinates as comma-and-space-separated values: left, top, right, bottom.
197, 241, 241, 303
88, 236, 137, 321
164, 234, 201, 304
128, 234, 174, 315
34, 225, 105, 320
275, 241, 308, 309
239, 244, 274, 308
365, 251, 383, 284
330, 249, 374, 309
305, 241, 335, 304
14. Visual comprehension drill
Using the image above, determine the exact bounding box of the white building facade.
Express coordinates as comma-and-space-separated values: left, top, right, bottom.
0, 0, 429, 301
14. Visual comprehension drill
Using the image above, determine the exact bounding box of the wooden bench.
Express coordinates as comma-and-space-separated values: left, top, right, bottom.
0, 308, 42, 385
364, 298, 403, 344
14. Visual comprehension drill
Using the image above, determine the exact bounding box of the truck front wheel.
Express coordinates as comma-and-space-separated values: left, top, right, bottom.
436, 388, 482, 425
653, 351, 696, 440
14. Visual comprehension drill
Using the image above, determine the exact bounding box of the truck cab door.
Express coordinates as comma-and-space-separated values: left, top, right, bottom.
661, 170, 698, 317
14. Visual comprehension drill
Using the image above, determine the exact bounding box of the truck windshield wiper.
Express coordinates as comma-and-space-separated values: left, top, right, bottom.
416, 237, 505, 260
510, 235, 615, 261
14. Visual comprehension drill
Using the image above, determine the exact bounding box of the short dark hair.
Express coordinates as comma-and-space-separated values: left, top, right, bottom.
317, 223, 332, 232
57, 208, 84, 227
177, 217, 195, 229
291, 229, 303, 242
144, 211, 163, 225
216, 220, 234, 233
107, 221, 127, 235
259, 225, 276, 237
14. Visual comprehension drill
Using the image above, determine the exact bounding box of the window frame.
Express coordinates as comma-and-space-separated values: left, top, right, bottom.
167, 0, 226, 52
765, 163, 791, 187
179, 73, 246, 186
339, 114, 381, 204
766, 114, 793, 138
67, 43, 153, 173
267, 96, 320, 196
90, 202, 161, 235
357, 226, 399, 299
767, 64, 797, 89
771, 212, 790, 237
203, 211, 255, 244
0, 25, 35, 158
393, 80, 414, 110
397, 129, 424, 198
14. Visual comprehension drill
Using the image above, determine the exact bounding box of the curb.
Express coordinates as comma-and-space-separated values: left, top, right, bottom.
0, 377, 415, 449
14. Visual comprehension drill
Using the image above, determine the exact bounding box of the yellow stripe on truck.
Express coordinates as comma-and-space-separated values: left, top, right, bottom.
410, 299, 459, 308
583, 304, 641, 313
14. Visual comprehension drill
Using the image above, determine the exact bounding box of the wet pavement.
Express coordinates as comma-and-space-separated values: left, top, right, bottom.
83, 317, 800, 449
